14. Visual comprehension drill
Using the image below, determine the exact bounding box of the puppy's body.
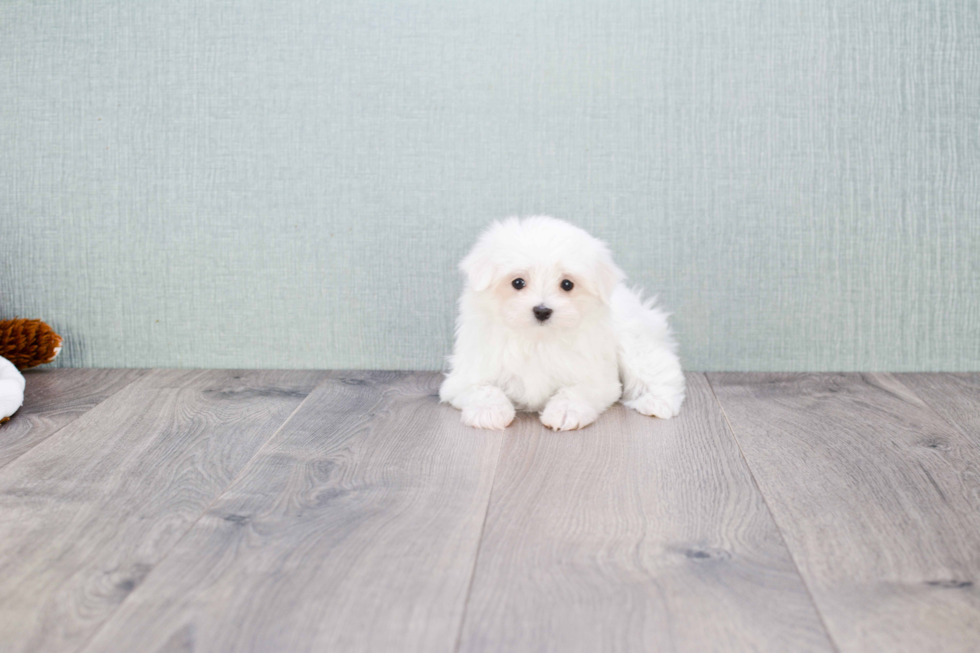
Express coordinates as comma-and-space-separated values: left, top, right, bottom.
440, 216, 684, 430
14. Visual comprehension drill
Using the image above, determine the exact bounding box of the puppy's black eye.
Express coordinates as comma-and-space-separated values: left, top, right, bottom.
560, 279, 574, 292
512, 278, 526, 290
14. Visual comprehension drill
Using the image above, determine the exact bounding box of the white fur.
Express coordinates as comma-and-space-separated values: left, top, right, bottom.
440, 216, 685, 431
0, 356, 26, 422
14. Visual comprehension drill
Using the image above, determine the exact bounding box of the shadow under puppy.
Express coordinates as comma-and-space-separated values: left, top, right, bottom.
441, 216, 685, 431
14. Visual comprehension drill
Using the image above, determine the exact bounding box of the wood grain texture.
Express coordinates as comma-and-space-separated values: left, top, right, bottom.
897, 373, 980, 444
81, 372, 502, 653
709, 373, 980, 653
458, 373, 833, 653
0, 368, 147, 469
0, 368, 324, 653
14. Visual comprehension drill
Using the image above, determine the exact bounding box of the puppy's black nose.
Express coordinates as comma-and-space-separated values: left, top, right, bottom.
533, 305, 553, 322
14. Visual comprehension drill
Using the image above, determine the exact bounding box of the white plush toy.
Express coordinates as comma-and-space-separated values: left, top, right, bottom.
0, 319, 63, 424
0, 357, 26, 423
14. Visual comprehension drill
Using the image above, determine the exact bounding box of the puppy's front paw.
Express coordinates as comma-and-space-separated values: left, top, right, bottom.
624, 393, 679, 419
461, 402, 515, 430
540, 397, 599, 431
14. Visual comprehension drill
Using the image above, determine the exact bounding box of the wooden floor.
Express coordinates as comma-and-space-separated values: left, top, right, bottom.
1, 370, 978, 653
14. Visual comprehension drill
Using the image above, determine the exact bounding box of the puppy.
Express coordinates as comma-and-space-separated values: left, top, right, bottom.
440, 216, 685, 431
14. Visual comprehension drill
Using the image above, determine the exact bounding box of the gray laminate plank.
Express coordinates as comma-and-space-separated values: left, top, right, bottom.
0, 368, 325, 653
81, 372, 502, 653
0, 368, 148, 470
897, 373, 980, 444
458, 373, 834, 653
708, 373, 980, 653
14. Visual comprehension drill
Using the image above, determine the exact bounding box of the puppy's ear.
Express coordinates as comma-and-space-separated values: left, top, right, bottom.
459, 243, 495, 292
593, 247, 625, 302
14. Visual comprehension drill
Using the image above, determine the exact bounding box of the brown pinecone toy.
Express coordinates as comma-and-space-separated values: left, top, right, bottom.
0, 319, 63, 370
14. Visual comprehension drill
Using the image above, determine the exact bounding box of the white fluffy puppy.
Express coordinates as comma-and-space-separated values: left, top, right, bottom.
440, 216, 685, 431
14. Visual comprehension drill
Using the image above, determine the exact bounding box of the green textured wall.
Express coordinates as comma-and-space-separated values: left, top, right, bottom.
2, 1, 978, 371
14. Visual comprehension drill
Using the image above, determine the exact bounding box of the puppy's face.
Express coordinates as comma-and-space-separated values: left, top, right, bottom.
460, 217, 624, 335
489, 265, 594, 331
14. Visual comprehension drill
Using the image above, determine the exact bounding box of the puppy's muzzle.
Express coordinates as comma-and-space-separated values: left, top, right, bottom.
533, 305, 553, 322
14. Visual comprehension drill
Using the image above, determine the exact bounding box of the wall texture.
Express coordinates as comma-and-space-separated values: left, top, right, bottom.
2, 0, 978, 371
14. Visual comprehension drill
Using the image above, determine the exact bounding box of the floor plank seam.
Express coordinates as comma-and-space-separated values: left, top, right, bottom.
452, 430, 506, 653
70, 375, 326, 653
0, 420, 74, 473
0, 371, 147, 473
890, 374, 977, 445
704, 373, 842, 653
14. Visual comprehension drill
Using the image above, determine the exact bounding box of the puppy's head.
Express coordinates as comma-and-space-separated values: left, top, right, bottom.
460, 216, 624, 333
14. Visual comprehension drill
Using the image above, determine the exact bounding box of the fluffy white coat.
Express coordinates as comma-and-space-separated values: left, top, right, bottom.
440, 216, 685, 430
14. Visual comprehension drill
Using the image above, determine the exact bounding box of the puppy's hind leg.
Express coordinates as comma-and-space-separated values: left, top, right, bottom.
540, 379, 621, 432
612, 286, 686, 419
